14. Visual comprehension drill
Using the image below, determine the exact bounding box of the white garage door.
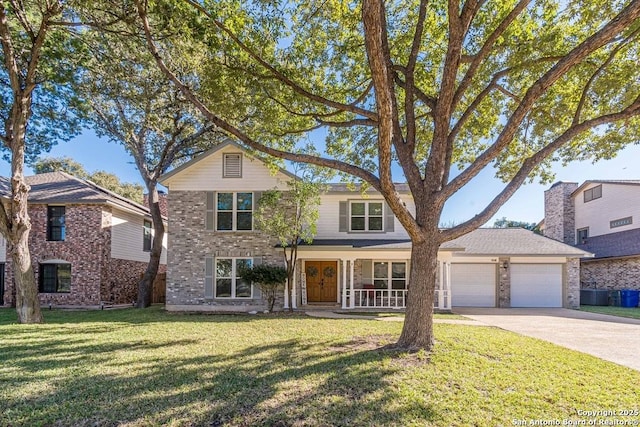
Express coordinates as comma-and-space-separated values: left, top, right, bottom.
451, 264, 497, 307
511, 264, 563, 307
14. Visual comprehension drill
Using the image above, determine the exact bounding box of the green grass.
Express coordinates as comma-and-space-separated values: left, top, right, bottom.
1, 307, 638, 426
579, 305, 640, 319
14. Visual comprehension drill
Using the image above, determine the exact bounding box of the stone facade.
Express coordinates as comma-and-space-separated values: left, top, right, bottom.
2, 203, 157, 307
497, 257, 511, 308
166, 191, 284, 311
565, 258, 581, 308
544, 182, 578, 244
580, 258, 640, 291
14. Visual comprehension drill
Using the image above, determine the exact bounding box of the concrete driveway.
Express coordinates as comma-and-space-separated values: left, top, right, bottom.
454, 308, 640, 371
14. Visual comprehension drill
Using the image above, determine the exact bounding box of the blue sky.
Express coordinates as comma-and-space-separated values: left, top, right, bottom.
1, 131, 638, 226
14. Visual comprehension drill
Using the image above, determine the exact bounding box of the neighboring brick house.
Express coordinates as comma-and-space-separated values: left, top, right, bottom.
544, 180, 640, 291
159, 140, 587, 312
0, 172, 167, 307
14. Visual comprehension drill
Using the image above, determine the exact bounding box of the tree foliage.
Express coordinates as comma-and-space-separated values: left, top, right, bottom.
0, 1, 87, 323
240, 264, 287, 312
135, 0, 640, 350
255, 162, 325, 310
493, 217, 541, 234
32, 156, 145, 203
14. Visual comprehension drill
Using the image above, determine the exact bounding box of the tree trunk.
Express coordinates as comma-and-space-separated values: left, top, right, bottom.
136, 184, 164, 308
396, 239, 439, 351
12, 228, 42, 322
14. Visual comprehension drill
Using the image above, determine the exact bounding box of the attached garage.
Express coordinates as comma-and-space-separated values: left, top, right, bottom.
451, 263, 497, 307
510, 264, 563, 307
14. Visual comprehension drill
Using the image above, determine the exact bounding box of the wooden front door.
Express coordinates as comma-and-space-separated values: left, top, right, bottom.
305, 261, 338, 303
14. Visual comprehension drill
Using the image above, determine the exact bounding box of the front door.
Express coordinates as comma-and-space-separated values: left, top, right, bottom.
305, 261, 338, 303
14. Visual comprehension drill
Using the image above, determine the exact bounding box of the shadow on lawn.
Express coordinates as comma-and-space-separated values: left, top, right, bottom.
1, 334, 439, 426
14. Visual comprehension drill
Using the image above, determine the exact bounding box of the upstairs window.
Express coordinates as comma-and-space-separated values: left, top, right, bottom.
223, 153, 242, 178
143, 220, 152, 252
217, 192, 253, 231
583, 185, 602, 203
47, 206, 66, 241
577, 227, 589, 244
39, 263, 71, 293
350, 201, 383, 232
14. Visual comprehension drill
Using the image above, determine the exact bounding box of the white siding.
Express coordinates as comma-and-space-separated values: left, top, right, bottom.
510, 264, 563, 307
316, 193, 414, 239
111, 208, 168, 264
574, 183, 640, 238
0, 234, 5, 262
163, 147, 291, 191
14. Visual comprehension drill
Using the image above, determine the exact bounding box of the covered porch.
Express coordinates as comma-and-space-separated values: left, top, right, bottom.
285, 241, 455, 311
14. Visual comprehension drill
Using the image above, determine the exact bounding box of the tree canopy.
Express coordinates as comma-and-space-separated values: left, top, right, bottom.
135, 0, 640, 350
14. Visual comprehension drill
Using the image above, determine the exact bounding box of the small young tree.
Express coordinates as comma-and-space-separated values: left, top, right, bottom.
255, 166, 323, 310
240, 264, 287, 312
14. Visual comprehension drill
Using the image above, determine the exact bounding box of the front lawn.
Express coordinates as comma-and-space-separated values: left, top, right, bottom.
579, 305, 640, 320
1, 307, 638, 426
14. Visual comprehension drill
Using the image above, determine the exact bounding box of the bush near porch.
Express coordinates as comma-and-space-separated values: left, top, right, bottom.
1, 307, 638, 426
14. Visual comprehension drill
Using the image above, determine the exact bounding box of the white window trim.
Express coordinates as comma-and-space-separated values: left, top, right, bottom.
216, 192, 254, 231
372, 261, 408, 290
349, 200, 384, 232
214, 257, 253, 299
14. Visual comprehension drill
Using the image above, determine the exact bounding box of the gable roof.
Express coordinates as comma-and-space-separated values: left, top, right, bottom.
159, 139, 298, 184
576, 227, 640, 260
0, 171, 153, 217
448, 228, 592, 257
571, 180, 640, 197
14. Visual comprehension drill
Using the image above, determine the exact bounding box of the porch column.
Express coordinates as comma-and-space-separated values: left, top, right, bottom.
283, 282, 289, 310
438, 261, 445, 309
291, 260, 298, 309
349, 259, 355, 308
445, 261, 452, 310
341, 259, 347, 309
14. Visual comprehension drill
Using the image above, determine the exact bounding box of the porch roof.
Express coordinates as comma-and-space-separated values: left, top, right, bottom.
297, 239, 464, 251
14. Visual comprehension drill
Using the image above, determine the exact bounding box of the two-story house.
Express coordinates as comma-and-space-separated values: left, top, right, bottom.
0, 171, 167, 308
544, 180, 640, 291
160, 141, 588, 312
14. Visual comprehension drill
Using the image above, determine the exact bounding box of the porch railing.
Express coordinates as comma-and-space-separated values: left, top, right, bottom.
350, 289, 449, 309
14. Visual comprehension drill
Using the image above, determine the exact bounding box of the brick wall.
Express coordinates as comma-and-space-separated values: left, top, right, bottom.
580, 257, 640, 291
166, 191, 283, 311
2, 203, 157, 307
544, 182, 578, 244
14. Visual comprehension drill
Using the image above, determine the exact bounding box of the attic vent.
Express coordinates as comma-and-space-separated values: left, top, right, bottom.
223, 153, 242, 178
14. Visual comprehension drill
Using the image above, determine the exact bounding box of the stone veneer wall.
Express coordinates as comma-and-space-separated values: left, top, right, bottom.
497, 257, 511, 308
166, 191, 283, 311
544, 182, 578, 244
580, 257, 640, 291
565, 258, 580, 308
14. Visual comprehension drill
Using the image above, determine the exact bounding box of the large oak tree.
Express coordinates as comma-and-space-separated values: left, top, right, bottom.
0, 0, 84, 323
137, 0, 640, 350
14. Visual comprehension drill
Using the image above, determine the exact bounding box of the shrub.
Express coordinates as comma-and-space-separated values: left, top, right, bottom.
241, 265, 287, 312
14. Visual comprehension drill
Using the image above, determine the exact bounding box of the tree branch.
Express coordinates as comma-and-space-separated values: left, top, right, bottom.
440, 95, 640, 242
441, 0, 640, 201
181, 0, 377, 121
136, 0, 384, 192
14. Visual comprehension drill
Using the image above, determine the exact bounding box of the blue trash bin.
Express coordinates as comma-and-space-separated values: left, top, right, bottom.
620, 289, 640, 308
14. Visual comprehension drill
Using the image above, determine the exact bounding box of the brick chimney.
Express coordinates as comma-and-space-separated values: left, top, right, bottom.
543, 182, 578, 244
